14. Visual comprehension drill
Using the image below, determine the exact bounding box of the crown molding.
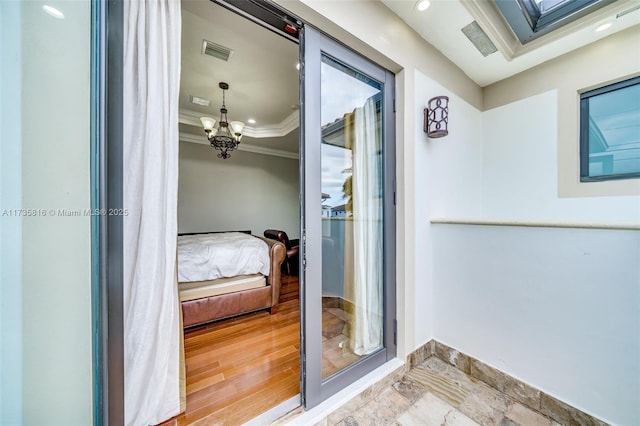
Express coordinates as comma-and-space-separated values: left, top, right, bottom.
178, 110, 202, 127
246, 110, 299, 138
179, 132, 299, 160
236, 141, 299, 159
179, 108, 299, 139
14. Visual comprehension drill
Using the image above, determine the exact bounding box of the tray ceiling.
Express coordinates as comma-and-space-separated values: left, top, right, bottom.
180, 0, 300, 155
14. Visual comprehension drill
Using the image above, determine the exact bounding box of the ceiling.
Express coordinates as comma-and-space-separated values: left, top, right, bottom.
179, 0, 639, 156
179, 0, 299, 155
381, 0, 640, 87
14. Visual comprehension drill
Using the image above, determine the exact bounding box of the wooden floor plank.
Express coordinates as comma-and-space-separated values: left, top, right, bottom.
160, 273, 363, 425
195, 373, 300, 426
183, 369, 298, 424
159, 274, 301, 426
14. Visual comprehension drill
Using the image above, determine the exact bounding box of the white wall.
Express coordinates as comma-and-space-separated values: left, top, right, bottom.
484, 26, 640, 199
432, 224, 640, 425
2, 1, 93, 423
178, 142, 300, 239
425, 38, 640, 426
20, 1, 93, 424
413, 70, 483, 347
0, 1, 23, 423
483, 90, 640, 223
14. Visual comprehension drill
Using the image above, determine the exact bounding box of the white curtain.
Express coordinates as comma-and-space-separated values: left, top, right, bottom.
123, 0, 183, 424
347, 97, 383, 356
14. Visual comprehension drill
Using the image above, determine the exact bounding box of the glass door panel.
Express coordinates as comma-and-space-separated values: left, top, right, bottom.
320, 56, 384, 379
302, 25, 395, 408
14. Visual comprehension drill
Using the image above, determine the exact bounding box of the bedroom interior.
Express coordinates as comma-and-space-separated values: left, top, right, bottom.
177, 1, 300, 239
168, 0, 396, 421
167, 1, 304, 423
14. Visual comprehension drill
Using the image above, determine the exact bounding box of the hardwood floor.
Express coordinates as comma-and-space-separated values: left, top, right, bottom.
160, 274, 301, 426
160, 275, 364, 425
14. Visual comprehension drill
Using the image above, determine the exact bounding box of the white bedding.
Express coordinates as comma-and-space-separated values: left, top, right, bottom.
177, 232, 270, 283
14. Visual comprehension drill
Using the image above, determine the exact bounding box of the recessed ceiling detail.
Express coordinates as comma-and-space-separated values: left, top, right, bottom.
461, 21, 498, 57
180, 1, 299, 156
201, 39, 233, 62
179, 109, 299, 139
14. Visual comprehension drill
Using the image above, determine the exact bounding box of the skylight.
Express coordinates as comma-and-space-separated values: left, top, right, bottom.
535, 0, 573, 13
494, 0, 615, 44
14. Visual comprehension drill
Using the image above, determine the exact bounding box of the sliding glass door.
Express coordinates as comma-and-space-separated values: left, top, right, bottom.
302, 26, 396, 408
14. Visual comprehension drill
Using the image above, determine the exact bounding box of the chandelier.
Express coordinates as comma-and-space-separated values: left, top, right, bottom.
200, 82, 245, 159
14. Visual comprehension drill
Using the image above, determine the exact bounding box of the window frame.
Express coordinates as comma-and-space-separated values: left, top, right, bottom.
494, 0, 615, 44
579, 76, 640, 182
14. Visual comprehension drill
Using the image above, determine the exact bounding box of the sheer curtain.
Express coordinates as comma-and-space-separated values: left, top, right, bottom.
123, 0, 183, 424
345, 97, 383, 356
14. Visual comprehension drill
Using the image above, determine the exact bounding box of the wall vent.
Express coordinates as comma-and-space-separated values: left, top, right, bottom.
461, 21, 498, 57
201, 40, 233, 61
190, 95, 210, 107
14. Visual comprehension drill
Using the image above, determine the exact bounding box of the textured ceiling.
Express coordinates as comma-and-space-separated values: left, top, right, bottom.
180, 0, 639, 156
180, 0, 300, 154
381, 0, 640, 87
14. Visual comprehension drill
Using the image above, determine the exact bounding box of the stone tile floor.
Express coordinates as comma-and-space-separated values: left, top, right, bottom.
318, 357, 562, 426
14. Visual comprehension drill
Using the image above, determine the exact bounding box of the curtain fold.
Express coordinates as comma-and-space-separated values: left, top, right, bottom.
123, 0, 183, 424
345, 97, 383, 356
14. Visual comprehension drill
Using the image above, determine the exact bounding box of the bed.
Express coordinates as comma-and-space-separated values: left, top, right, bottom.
177, 231, 286, 328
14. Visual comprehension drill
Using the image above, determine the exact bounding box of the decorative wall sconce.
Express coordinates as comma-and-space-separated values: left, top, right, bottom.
424, 96, 449, 138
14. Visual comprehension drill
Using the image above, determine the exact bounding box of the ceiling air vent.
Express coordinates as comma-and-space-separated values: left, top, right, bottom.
201, 40, 233, 62
461, 21, 497, 57
190, 95, 210, 107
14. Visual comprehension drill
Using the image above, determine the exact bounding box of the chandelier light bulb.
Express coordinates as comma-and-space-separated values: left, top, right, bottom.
200, 117, 216, 131
230, 121, 245, 136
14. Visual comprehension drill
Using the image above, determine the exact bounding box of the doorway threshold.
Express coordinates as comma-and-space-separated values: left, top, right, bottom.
273, 358, 404, 425
244, 395, 301, 426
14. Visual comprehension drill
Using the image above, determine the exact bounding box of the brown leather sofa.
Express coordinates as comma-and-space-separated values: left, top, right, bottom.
264, 229, 299, 275
181, 236, 286, 328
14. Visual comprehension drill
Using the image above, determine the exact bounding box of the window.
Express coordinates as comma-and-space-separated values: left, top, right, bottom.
494, 0, 614, 44
580, 76, 640, 181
